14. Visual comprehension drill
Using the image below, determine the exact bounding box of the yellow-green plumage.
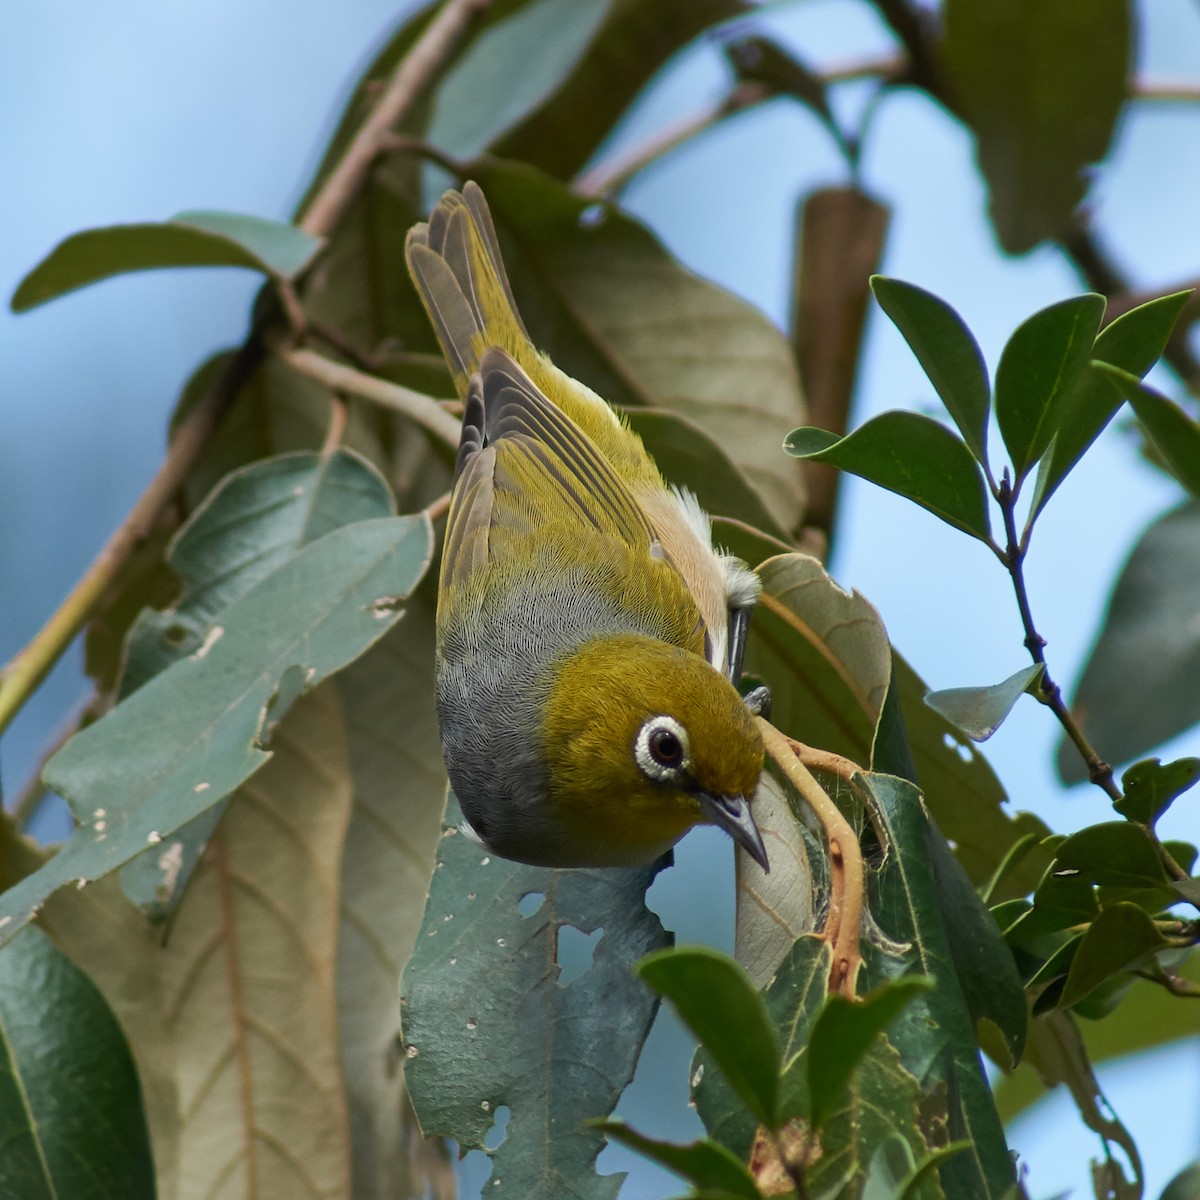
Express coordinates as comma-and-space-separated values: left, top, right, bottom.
406, 183, 767, 870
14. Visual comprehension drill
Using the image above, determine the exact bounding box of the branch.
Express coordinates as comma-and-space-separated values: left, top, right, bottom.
992, 475, 1122, 803
757, 718, 864, 996
281, 347, 462, 448
298, 0, 492, 237
0, 343, 263, 737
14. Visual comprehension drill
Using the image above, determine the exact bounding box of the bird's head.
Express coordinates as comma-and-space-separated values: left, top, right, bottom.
538, 634, 767, 869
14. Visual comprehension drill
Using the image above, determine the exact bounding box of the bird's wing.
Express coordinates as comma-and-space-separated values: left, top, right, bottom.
441, 348, 659, 595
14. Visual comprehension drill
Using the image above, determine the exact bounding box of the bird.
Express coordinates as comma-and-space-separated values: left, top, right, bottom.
405, 182, 769, 871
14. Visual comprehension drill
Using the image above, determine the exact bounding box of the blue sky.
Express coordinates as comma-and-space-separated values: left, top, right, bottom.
2, 2, 1198, 1196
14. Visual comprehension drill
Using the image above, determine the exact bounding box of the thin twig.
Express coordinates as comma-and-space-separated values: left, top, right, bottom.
576, 82, 768, 198
282, 347, 462, 448
757, 718, 864, 996
0, 343, 263, 737
993, 474, 1122, 802
320, 394, 349, 457
298, 0, 492, 237
1132, 77, 1200, 103
1134, 967, 1200, 998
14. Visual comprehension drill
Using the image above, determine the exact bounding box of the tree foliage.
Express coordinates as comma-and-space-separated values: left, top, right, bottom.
2, 2, 1198, 1199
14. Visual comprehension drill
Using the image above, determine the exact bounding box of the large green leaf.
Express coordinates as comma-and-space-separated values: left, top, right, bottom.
426, 0, 609, 162
1057, 903, 1170, 1010
785, 412, 991, 541
401, 796, 670, 1199
993, 294, 1106, 482
122, 450, 395, 697
863, 774, 1016, 1199
492, 0, 748, 181
1058, 502, 1200, 781
12, 212, 321, 311
1115, 757, 1200, 828
942, 0, 1131, 253
475, 160, 807, 533
0, 926, 155, 1200
0, 515, 432, 946
334, 599, 455, 1200
155, 685, 355, 1197
1029, 291, 1191, 519
869, 277, 991, 465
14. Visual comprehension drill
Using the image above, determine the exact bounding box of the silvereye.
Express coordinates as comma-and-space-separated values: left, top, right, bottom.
406, 183, 769, 871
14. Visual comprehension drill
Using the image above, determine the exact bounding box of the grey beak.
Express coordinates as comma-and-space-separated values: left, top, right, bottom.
697, 792, 769, 872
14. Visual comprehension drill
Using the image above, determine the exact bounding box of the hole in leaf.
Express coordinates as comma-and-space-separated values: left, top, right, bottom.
517, 891, 544, 918
942, 731, 973, 762
484, 1105, 511, 1150
578, 202, 606, 229
451, 1142, 493, 1192
556, 925, 602, 985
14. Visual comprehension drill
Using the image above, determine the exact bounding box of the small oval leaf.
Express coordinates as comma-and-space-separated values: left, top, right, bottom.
993, 293, 1105, 481
785, 411, 992, 541
870, 276, 991, 465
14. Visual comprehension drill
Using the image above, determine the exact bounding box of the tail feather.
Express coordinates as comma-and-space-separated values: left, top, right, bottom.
406, 182, 529, 392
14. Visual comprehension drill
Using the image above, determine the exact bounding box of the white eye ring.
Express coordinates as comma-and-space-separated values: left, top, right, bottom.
635, 715, 691, 782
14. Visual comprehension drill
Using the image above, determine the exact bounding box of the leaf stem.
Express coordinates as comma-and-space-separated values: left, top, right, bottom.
994, 474, 1122, 803
756, 719, 864, 996
0, 343, 262, 737
297, 0, 493, 238
281, 347, 462, 448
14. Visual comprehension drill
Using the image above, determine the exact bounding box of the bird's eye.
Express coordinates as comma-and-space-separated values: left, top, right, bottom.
635, 715, 691, 782
648, 728, 683, 767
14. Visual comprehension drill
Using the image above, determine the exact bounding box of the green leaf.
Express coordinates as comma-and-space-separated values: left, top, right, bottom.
0, 515, 432, 947
335, 606, 452, 1200
12, 213, 321, 310
993, 293, 1106, 480
426, 0, 610, 161
873, 670, 1032, 1071
1007, 866, 1098, 943
151, 685, 356, 1197
1030, 290, 1191, 519
1160, 1162, 1200, 1200
493, 0, 747, 181
638, 946, 781, 1130
1097, 366, 1200, 499
595, 1121, 760, 1199
807, 977, 933, 1127
1054, 822, 1170, 890
784, 411, 991, 541
862, 773, 1016, 1198
122, 450, 395, 697
475, 160, 807, 533
401, 796, 669, 1200
869, 276, 991, 464
0, 926, 155, 1200
694, 936, 830, 1161
995, 955, 1200, 1122
1059, 501, 1200, 781
924, 664, 1043, 742
1058, 903, 1171, 1010
943, 0, 1131, 253
863, 1136, 971, 1200
1116, 757, 1200, 827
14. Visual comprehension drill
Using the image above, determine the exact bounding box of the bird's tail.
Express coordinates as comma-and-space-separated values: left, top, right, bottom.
405, 182, 531, 395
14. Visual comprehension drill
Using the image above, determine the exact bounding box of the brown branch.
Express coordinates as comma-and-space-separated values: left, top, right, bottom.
298, 0, 493, 238
0, 342, 263, 737
281, 347, 462, 448
757, 719, 865, 996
